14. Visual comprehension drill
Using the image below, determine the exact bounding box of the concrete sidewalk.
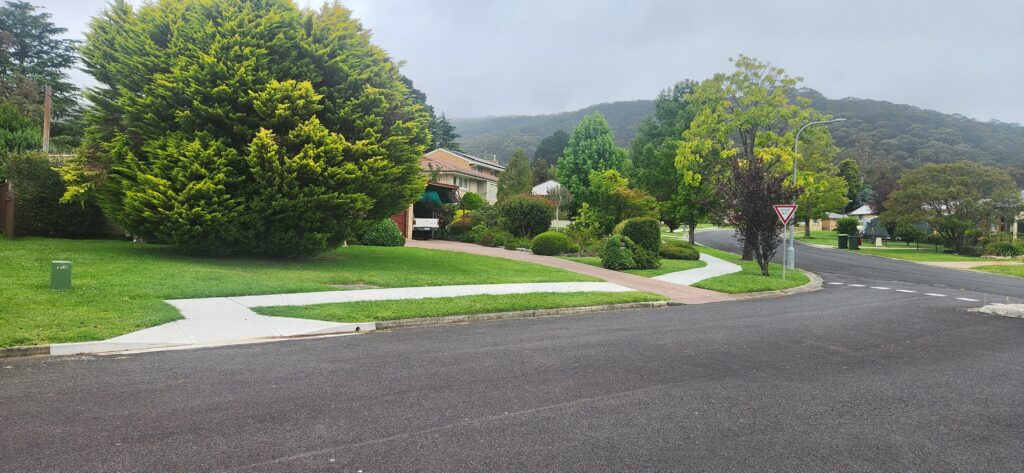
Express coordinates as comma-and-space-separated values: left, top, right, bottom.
407, 239, 736, 304
653, 252, 742, 285
48, 281, 634, 356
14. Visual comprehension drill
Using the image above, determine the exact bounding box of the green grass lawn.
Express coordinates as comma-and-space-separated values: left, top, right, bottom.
0, 238, 598, 348
855, 247, 987, 262
794, 229, 840, 246
969, 264, 1024, 278
560, 256, 707, 277
255, 291, 667, 323
692, 246, 810, 294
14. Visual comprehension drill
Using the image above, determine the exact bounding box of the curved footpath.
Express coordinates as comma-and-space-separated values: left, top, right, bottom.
407, 239, 737, 304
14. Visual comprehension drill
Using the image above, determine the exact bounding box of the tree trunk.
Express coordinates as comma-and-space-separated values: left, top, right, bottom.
741, 240, 754, 261
688, 224, 696, 245
804, 217, 811, 238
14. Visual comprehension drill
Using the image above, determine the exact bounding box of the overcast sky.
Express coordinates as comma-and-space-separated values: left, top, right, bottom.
34, 0, 1024, 124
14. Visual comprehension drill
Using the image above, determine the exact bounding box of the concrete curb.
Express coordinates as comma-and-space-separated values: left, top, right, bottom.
730, 270, 824, 300
0, 345, 51, 359
973, 304, 1024, 319
374, 301, 670, 330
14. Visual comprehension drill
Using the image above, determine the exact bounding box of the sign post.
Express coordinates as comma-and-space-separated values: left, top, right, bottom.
773, 204, 798, 280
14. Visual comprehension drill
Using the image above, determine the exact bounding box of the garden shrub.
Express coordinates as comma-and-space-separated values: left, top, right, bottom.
504, 236, 532, 251
982, 233, 1024, 257
615, 217, 661, 254
601, 235, 637, 270
660, 240, 700, 260
446, 213, 474, 235
836, 217, 860, 235
531, 231, 570, 256
496, 194, 554, 237
471, 224, 512, 248
6, 153, 106, 238
469, 205, 499, 228
461, 192, 486, 211
359, 219, 405, 246
632, 248, 660, 269
61, 1, 431, 257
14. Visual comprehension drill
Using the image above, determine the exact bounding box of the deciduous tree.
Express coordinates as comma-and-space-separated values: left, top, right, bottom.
497, 148, 533, 201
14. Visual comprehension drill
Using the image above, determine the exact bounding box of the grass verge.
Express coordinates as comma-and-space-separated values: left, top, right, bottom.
855, 247, 986, 263
1, 238, 597, 347
972, 264, 1024, 278
560, 256, 706, 277
692, 246, 810, 294
254, 291, 667, 323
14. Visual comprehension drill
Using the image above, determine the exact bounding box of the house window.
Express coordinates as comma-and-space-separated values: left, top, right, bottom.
454, 176, 471, 189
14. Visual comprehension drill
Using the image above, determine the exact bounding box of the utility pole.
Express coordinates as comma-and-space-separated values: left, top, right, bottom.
787, 118, 846, 269
42, 85, 52, 153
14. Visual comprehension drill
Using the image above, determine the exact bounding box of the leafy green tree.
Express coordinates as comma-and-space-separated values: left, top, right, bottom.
794, 172, 849, 237
497, 149, 533, 201
530, 157, 550, 185
838, 159, 863, 212
429, 112, 461, 151
557, 113, 627, 211
584, 169, 658, 234
534, 129, 569, 166
678, 56, 827, 275
0, 101, 38, 152
0, 1, 78, 118
883, 161, 1023, 252
63, 0, 430, 256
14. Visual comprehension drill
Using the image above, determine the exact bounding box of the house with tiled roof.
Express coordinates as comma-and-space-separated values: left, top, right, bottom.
421, 149, 505, 203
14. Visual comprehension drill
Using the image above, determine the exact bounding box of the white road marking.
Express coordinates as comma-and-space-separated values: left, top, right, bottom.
896, 289, 917, 293
848, 284, 866, 287
827, 282, 844, 285
956, 297, 980, 302
870, 286, 891, 290
925, 293, 947, 297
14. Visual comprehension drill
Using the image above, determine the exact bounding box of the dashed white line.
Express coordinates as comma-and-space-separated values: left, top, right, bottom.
870, 286, 891, 290
956, 297, 980, 302
924, 293, 947, 297
827, 282, 844, 285
896, 289, 917, 293
848, 284, 866, 287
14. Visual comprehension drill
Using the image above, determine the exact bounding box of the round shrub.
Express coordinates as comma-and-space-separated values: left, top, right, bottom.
461, 192, 486, 211
531, 231, 570, 256
601, 235, 637, 270
359, 219, 406, 246
496, 194, 554, 237
616, 217, 661, 253
660, 243, 700, 260
836, 217, 860, 235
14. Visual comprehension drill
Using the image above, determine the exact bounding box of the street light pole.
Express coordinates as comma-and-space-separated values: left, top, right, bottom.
787, 118, 846, 269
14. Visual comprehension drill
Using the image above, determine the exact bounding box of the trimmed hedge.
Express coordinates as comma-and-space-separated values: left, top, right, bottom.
836, 217, 860, 235
359, 219, 406, 246
531, 231, 570, 256
496, 194, 554, 237
615, 217, 661, 253
601, 235, 636, 270
661, 240, 700, 260
6, 153, 107, 238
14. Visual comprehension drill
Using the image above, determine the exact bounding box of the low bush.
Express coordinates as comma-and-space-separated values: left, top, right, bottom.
614, 217, 661, 253
496, 194, 554, 237
446, 213, 474, 235
504, 236, 532, 251
531, 231, 570, 256
469, 204, 499, 228
6, 153, 107, 238
660, 240, 700, 260
982, 233, 1024, 257
461, 192, 486, 211
359, 219, 406, 246
836, 217, 860, 235
600, 235, 636, 270
632, 247, 660, 269
470, 224, 513, 248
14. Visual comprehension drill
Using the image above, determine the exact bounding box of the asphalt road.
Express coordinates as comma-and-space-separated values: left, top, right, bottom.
2, 233, 1022, 472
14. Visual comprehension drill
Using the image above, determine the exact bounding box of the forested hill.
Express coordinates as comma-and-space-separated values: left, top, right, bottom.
451, 91, 1024, 184
451, 100, 654, 162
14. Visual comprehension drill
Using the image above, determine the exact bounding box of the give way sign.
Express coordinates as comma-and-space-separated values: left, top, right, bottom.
773, 204, 798, 225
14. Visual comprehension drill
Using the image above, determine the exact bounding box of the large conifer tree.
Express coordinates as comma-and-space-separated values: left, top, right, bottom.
63, 0, 431, 256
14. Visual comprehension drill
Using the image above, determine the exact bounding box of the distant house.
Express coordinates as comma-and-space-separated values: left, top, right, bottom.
421, 149, 504, 203
848, 204, 878, 222
531, 179, 561, 196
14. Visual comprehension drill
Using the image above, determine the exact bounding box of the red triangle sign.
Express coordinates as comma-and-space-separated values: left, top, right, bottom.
773, 204, 798, 225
